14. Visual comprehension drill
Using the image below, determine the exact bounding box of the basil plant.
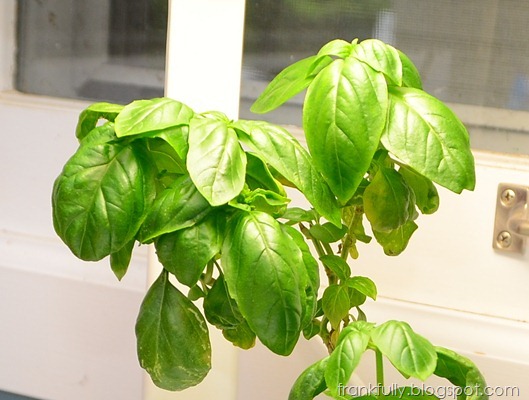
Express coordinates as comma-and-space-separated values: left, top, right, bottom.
52, 38, 488, 399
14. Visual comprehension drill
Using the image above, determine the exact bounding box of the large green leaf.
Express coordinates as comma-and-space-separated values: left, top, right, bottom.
398, 50, 423, 89
221, 211, 307, 355
371, 321, 437, 381
434, 347, 489, 400
115, 98, 194, 138
76, 102, 124, 141
251, 55, 332, 114
288, 357, 329, 400
322, 285, 351, 329
351, 38, 402, 85
139, 175, 212, 242
381, 87, 475, 193
364, 167, 413, 232
303, 57, 388, 203
136, 271, 211, 391
155, 211, 224, 287
234, 120, 340, 225
325, 322, 372, 397
187, 117, 247, 206
52, 140, 153, 261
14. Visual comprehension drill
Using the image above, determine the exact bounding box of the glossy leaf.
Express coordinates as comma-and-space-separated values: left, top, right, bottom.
79, 122, 118, 146
187, 118, 247, 206
317, 39, 353, 58
309, 222, 347, 243
322, 285, 351, 329
371, 321, 437, 381
364, 167, 413, 232
136, 271, 211, 391
345, 276, 377, 300
398, 50, 423, 89
52, 141, 152, 261
115, 98, 194, 138
221, 319, 256, 350
139, 175, 212, 243
158, 125, 190, 160
281, 207, 318, 224
221, 211, 307, 355
382, 87, 475, 193
399, 166, 439, 215
373, 220, 419, 256
320, 255, 351, 282
245, 152, 286, 195
234, 120, 341, 225
303, 57, 388, 203
351, 38, 402, 85
76, 102, 124, 140
110, 240, 135, 281
434, 347, 489, 400
251, 55, 332, 114
204, 275, 242, 329
288, 357, 329, 400
155, 211, 224, 287
325, 322, 372, 397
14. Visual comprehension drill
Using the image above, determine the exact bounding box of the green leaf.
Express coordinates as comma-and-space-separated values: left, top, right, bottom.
303, 57, 388, 203
52, 141, 153, 261
139, 175, 212, 243
245, 152, 286, 195
155, 211, 224, 287
345, 276, 377, 300
79, 122, 118, 146
204, 275, 242, 329
320, 255, 351, 282
281, 207, 318, 224
322, 285, 351, 329
76, 102, 124, 141
351, 38, 402, 85
136, 271, 211, 391
398, 50, 423, 89
288, 357, 329, 400
399, 166, 439, 215
381, 87, 475, 193
373, 220, 418, 256
187, 118, 247, 206
110, 240, 135, 281
234, 120, 341, 225
364, 167, 413, 232
318, 39, 353, 58
434, 347, 489, 400
370, 321, 437, 381
221, 211, 307, 355
251, 55, 332, 114
115, 98, 194, 138
221, 319, 256, 350
325, 322, 372, 397
158, 125, 190, 160
309, 222, 347, 243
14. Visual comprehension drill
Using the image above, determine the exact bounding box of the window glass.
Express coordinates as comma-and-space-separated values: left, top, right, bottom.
240, 0, 529, 154
16, 0, 167, 103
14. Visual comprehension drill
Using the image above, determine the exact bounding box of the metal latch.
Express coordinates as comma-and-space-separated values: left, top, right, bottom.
493, 183, 529, 253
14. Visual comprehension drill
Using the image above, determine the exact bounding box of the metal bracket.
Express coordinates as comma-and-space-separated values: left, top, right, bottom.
493, 183, 529, 254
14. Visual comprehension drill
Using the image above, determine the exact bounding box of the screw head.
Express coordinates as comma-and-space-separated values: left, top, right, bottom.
501, 189, 516, 206
496, 231, 512, 248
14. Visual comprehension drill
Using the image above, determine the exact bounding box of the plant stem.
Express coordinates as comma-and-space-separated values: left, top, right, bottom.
375, 348, 385, 388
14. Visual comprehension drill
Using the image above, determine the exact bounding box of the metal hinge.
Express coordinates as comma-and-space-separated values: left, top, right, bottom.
493, 183, 529, 254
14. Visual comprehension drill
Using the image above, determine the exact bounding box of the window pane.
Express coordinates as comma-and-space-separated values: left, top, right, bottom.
16, 0, 167, 103
240, 0, 529, 154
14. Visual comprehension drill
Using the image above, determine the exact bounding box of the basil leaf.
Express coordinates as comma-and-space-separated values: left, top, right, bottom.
79, 122, 118, 146
221, 319, 256, 350
373, 220, 419, 256
320, 255, 351, 282
234, 120, 340, 226
364, 167, 413, 232
317, 39, 353, 58
288, 357, 329, 400
303, 57, 388, 203
110, 239, 135, 281
155, 211, 224, 287
187, 118, 247, 206
52, 141, 152, 261
322, 284, 350, 329
309, 222, 347, 243
221, 211, 307, 355
325, 322, 372, 397
115, 98, 194, 138
398, 50, 423, 89
139, 175, 212, 243
76, 102, 124, 141
351, 38, 403, 85
345, 276, 377, 300
136, 271, 211, 391
251, 55, 332, 114
245, 152, 285, 195
434, 347, 488, 400
371, 320, 437, 381
382, 87, 475, 193
399, 166, 439, 215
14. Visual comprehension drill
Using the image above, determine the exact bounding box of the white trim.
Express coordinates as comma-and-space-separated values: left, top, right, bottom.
0, 0, 16, 91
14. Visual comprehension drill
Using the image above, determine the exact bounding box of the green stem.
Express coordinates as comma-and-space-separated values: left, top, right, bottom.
375, 348, 385, 388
